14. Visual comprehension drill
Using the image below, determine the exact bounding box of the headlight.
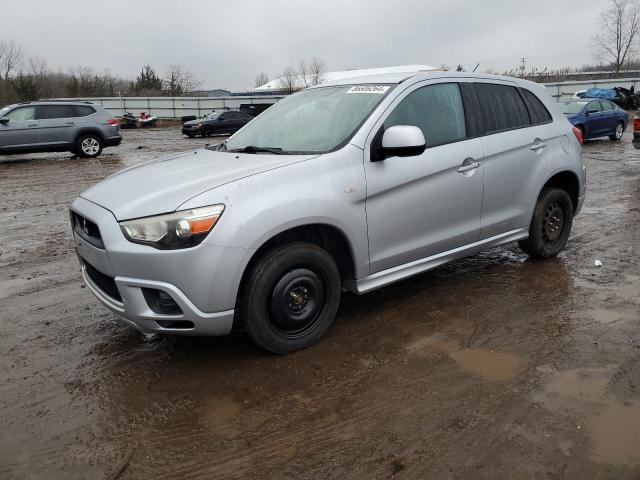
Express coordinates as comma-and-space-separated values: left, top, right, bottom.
120, 204, 224, 250
197, 123, 203, 127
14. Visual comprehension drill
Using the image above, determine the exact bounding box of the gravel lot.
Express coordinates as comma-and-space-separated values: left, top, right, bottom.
1, 128, 639, 479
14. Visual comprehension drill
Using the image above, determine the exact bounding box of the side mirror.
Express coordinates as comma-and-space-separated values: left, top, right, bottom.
586, 109, 598, 115
377, 125, 426, 160
0, 117, 8, 125
218, 117, 224, 121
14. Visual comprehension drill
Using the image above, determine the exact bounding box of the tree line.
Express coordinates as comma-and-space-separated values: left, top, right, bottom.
0, 40, 202, 105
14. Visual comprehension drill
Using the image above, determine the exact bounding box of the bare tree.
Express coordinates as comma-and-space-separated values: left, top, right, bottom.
164, 64, 202, 96
278, 66, 299, 94
308, 57, 326, 86
298, 60, 310, 87
0, 40, 23, 82
593, 0, 640, 73
254, 72, 269, 88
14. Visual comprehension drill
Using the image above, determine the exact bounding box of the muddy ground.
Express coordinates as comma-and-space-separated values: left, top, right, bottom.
0, 128, 639, 480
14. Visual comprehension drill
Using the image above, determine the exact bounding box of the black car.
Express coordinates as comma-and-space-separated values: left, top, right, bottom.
182, 110, 253, 137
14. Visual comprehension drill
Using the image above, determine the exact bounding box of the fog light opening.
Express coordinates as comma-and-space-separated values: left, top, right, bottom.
142, 288, 183, 315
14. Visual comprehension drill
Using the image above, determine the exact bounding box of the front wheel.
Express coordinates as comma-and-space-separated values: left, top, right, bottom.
76, 134, 103, 158
518, 188, 573, 259
241, 243, 342, 354
609, 121, 624, 141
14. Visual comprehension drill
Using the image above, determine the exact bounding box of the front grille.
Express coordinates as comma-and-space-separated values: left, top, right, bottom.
71, 211, 104, 249
83, 260, 122, 302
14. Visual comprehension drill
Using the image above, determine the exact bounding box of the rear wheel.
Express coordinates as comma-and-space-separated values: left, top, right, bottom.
241, 243, 341, 354
76, 134, 103, 158
610, 121, 624, 141
518, 188, 573, 259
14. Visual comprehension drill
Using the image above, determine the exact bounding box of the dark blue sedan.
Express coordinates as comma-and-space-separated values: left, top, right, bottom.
561, 99, 628, 141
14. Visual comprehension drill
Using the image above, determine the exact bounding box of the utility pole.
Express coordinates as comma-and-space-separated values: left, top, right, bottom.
520, 57, 526, 78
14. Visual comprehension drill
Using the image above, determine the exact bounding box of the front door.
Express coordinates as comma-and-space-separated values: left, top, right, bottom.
0, 105, 39, 151
364, 81, 484, 274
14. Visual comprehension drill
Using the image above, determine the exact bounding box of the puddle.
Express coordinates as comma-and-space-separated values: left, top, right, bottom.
588, 401, 640, 466
534, 367, 612, 411
449, 349, 523, 382
198, 395, 241, 428
590, 309, 628, 325
407, 334, 523, 381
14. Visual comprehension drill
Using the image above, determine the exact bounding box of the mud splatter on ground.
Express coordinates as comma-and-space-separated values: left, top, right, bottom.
1, 129, 639, 479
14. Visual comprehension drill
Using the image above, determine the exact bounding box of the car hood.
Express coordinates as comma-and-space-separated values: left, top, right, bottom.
81, 149, 318, 220
182, 119, 203, 127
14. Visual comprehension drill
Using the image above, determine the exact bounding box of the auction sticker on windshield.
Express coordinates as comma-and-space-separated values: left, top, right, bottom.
347, 85, 390, 94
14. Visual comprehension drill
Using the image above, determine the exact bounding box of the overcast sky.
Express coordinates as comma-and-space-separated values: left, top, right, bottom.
1, 0, 606, 91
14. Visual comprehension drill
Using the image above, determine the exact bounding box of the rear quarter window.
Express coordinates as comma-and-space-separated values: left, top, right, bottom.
74, 106, 96, 117
473, 83, 531, 134
522, 89, 553, 125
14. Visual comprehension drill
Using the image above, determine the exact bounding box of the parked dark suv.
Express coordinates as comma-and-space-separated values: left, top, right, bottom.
0, 101, 122, 158
182, 110, 253, 137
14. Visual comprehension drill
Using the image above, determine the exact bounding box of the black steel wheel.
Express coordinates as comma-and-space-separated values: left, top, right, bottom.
241, 243, 341, 354
518, 188, 573, 259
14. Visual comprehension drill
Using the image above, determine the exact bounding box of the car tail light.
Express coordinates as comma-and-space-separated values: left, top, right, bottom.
106, 118, 118, 125
633, 113, 640, 131
572, 126, 583, 145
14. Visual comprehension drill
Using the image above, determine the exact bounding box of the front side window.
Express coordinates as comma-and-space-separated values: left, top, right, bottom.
223, 85, 391, 154
384, 83, 466, 148
6, 106, 36, 122
474, 83, 530, 134
588, 102, 603, 113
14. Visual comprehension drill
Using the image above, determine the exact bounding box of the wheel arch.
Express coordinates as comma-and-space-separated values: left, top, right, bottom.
234, 223, 358, 323
73, 128, 106, 145
537, 170, 580, 214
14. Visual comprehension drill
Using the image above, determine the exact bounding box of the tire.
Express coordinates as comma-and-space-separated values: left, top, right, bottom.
186, 133, 195, 138
609, 121, 624, 141
241, 243, 342, 354
518, 188, 573, 259
201, 127, 212, 138
577, 125, 585, 141
76, 134, 103, 158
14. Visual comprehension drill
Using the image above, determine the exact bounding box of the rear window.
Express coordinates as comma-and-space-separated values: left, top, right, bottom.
522, 89, 552, 125
74, 105, 96, 117
474, 83, 530, 134
37, 105, 77, 119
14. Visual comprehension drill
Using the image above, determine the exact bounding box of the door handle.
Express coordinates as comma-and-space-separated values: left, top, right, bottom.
530, 140, 547, 151
65, 121, 75, 126
28, 124, 38, 127
457, 161, 481, 173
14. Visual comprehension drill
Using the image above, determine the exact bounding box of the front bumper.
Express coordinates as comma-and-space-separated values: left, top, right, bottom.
182, 126, 201, 135
70, 196, 251, 336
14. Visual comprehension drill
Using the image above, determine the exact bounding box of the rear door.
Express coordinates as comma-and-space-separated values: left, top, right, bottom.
0, 105, 39, 150
469, 82, 551, 239
599, 100, 618, 134
35, 104, 79, 146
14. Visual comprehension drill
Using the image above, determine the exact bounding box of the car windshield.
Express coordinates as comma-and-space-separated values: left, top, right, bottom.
204, 112, 221, 120
220, 85, 393, 154
561, 102, 587, 114
0, 106, 9, 116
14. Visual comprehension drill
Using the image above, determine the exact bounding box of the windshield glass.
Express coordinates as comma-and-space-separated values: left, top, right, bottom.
561, 102, 587, 114
222, 85, 392, 154
204, 112, 221, 120
0, 106, 9, 116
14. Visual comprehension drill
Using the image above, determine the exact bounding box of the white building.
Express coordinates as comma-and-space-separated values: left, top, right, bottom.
255, 64, 439, 92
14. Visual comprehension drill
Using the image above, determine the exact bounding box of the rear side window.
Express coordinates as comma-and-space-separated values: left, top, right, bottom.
74, 106, 96, 117
522, 89, 552, 125
37, 105, 77, 119
473, 83, 530, 134
384, 83, 466, 147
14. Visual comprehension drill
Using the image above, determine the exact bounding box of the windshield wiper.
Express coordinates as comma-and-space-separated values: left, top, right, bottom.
229, 145, 284, 155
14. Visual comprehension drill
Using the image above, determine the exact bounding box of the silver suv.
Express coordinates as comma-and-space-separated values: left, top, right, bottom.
0, 101, 122, 157
70, 72, 585, 353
